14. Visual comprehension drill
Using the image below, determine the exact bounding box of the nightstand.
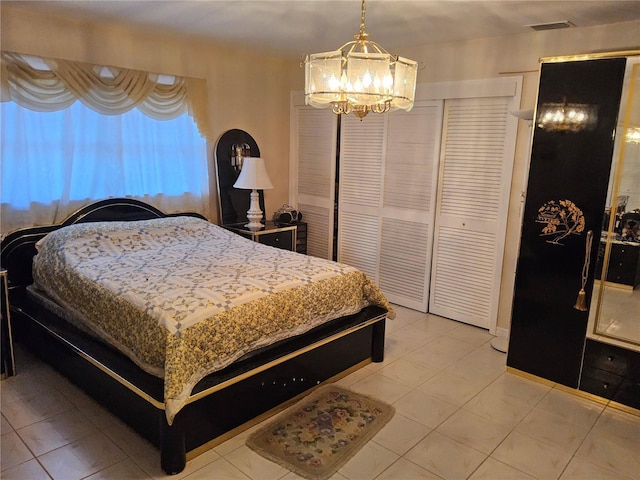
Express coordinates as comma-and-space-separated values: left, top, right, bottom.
294, 221, 307, 255
1, 269, 15, 378
224, 221, 298, 252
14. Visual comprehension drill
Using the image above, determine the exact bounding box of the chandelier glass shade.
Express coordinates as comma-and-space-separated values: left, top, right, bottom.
304, 0, 418, 119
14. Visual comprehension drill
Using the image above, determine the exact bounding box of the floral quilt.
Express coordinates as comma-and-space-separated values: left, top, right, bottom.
32, 216, 393, 423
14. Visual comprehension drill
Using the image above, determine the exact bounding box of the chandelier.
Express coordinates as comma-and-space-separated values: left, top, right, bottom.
304, 0, 418, 120
536, 98, 598, 133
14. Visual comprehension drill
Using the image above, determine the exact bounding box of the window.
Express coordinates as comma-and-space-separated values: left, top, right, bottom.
0, 52, 211, 234
1, 100, 208, 233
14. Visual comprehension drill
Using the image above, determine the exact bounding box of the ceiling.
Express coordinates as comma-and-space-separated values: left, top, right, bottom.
7, 0, 640, 58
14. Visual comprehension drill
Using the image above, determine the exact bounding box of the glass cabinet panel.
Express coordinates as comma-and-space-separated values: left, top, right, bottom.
588, 57, 640, 350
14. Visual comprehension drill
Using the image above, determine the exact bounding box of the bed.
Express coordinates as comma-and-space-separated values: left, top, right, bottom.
0, 198, 392, 474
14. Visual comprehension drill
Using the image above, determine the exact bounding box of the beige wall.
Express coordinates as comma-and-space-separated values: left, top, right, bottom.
3, 3, 639, 330
1, 4, 295, 222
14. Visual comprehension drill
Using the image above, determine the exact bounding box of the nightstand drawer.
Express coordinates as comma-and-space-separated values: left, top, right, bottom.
257, 230, 294, 250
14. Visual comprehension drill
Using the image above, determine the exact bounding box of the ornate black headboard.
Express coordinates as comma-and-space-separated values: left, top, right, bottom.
214, 129, 266, 225
0, 198, 206, 292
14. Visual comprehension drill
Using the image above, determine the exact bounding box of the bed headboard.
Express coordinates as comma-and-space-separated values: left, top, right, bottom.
0, 198, 207, 291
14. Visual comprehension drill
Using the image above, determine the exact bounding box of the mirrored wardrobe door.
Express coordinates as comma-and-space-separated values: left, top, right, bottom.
589, 57, 640, 350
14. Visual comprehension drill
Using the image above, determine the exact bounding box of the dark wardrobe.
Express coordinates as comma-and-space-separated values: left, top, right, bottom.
507, 51, 640, 410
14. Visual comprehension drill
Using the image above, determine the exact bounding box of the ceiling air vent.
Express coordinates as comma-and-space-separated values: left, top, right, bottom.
526, 20, 575, 31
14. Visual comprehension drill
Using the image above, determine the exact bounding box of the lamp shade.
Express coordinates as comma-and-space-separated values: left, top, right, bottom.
233, 157, 274, 190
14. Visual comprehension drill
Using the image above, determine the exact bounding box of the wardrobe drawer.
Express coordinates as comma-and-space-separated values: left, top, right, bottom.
579, 366, 623, 400
613, 378, 640, 410
582, 339, 640, 379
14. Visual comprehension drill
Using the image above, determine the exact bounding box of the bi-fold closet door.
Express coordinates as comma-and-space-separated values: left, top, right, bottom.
429, 95, 520, 329
290, 77, 521, 330
288, 106, 338, 261
338, 102, 442, 311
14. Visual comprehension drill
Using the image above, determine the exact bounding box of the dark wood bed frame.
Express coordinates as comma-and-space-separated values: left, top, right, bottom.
0, 198, 388, 474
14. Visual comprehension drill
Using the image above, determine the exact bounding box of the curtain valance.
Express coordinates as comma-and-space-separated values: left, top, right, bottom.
0, 51, 211, 139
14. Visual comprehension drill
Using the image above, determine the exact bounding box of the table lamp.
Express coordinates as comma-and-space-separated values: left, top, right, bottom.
233, 157, 274, 229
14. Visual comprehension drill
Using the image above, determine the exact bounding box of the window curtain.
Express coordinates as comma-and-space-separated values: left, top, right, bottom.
1, 52, 211, 139
0, 52, 211, 235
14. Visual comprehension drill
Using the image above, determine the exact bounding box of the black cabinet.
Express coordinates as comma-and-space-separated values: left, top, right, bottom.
507, 57, 627, 388
294, 221, 307, 255
580, 339, 640, 409
605, 242, 640, 288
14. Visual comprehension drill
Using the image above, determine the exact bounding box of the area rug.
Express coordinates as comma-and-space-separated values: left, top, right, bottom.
246, 385, 395, 480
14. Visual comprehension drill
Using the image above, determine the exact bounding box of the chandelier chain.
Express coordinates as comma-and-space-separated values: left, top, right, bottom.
358, 0, 368, 40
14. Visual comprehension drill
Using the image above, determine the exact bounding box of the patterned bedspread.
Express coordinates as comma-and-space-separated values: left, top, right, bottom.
32, 216, 393, 423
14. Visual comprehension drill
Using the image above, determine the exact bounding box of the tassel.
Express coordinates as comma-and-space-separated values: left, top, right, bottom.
574, 288, 588, 311
574, 230, 593, 312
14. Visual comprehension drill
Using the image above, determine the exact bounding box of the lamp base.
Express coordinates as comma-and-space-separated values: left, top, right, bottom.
245, 220, 264, 230
245, 189, 264, 230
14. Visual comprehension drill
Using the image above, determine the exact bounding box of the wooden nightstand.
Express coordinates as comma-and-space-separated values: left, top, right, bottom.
1, 269, 15, 378
224, 221, 299, 252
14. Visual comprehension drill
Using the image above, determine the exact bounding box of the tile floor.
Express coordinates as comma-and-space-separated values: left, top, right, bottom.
1, 305, 639, 480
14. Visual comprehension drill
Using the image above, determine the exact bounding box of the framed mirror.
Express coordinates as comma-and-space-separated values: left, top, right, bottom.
214, 129, 265, 225
588, 56, 640, 350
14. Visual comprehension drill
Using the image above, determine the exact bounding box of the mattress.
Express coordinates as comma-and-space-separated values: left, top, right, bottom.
32, 216, 393, 422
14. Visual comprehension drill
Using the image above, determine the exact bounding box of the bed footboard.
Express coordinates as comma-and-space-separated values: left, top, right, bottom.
11, 300, 386, 475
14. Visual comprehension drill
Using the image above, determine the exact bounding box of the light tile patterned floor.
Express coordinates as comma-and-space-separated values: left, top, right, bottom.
1, 305, 639, 480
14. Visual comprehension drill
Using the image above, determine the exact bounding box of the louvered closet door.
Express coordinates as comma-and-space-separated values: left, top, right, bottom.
291, 97, 338, 259
429, 97, 517, 328
338, 113, 385, 279
338, 101, 443, 311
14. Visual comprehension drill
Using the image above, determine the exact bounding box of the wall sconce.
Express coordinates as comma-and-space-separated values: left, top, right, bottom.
231, 143, 250, 172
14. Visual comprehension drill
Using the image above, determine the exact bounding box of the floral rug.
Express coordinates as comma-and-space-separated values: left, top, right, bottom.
246, 384, 395, 480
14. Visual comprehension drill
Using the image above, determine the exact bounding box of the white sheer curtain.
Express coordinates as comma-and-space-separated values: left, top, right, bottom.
0, 52, 211, 235
1, 101, 209, 234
